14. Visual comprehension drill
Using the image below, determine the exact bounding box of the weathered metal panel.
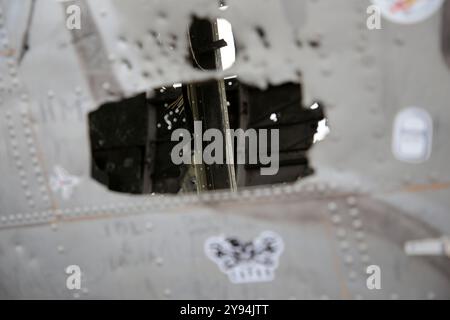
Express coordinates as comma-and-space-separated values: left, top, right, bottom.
0, 0, 449, 299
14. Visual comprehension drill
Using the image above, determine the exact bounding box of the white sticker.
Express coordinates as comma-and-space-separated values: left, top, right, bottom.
392, 107, 433, 163
371, 0, 444, 24
50, 166, 80, 199
204, 231, 284, 284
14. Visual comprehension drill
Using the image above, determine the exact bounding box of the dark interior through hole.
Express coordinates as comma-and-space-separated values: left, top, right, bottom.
88, 17, 325, 195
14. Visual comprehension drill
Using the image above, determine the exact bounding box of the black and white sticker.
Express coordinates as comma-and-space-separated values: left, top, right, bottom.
204, 231, 284, 284
372, 0, 444, 24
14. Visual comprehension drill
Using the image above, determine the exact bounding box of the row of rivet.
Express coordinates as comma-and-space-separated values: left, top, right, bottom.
5, 110, 36, 209
327, 199, 357, 285
0, 181, 358, 228
19, 101, 51, 206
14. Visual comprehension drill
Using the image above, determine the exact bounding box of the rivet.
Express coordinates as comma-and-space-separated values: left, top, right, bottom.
331, 215, 341, 224
327, 202, 337, 212
344, 255, 354, 265
352, 220, 362, 229
340, 241, 349, 250
347, 197, 357, 207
